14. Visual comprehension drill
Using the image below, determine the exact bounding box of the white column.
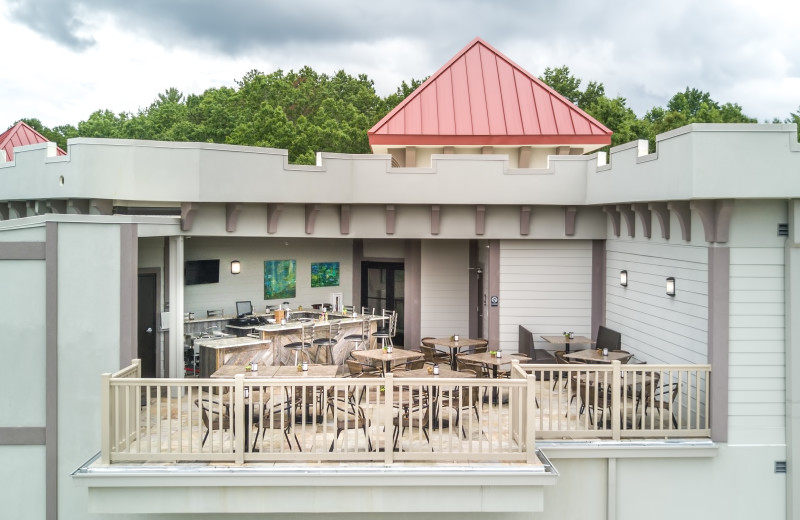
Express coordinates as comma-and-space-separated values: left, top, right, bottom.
168, 236, 184, 378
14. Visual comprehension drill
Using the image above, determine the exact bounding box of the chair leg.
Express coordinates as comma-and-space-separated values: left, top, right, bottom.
201, 430, 209, 446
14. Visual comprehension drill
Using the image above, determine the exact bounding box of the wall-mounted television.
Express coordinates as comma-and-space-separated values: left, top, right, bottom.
184, 259, 220, 285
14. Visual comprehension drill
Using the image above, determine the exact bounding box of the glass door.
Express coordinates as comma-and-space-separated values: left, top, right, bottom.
361, 261, 404, 347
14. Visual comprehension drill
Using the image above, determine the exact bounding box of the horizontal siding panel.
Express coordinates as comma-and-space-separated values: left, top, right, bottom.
500, 278, 592, 298
730, 302, 785, 316
729, 277, 785, 291
607, 240, 708, 264
502, 266, 593, 276
607, 275, 709, 299
729, 290, 785, 304
729, 352, 784, 366
499, 240, 591, 351
607, 291, 708, 321
607, 255, 708, 279
728, 339, 785, 353
728, 327, 785, 341
729, 403, 785, 416
729, 315, 785, 328
728, 390, 784, 404
729, 365, 785, 378
729, 265, 784, 278
730, 247, 785, 265
729, 377, 785, 391
728, 416, 785, 429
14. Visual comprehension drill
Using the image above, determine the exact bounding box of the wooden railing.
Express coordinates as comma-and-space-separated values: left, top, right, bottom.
100, 360, 710, 465
520, 363, 711, 439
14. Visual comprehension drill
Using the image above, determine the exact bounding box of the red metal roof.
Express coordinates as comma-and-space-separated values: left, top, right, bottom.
0, 121, 67, 161
369, 37, 612, 148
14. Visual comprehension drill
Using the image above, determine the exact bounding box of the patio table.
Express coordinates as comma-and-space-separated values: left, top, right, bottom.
350, 348, 423, 374
565, 349, 631, 364
429, 337, 488, 369
540, 334, 594, 353
457, 352, 531, 404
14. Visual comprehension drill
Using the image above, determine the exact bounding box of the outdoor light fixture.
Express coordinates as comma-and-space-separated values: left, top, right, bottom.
230, 260, 241, 275
620, 270, 628, 287
666, 277, 676, 296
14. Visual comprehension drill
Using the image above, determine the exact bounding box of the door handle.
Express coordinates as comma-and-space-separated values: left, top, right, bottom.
145, 327, 153, 333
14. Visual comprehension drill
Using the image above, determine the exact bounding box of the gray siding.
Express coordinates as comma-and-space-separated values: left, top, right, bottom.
420, 240, 469, 339
605, 240, 709, 363
499, 240, 593, 352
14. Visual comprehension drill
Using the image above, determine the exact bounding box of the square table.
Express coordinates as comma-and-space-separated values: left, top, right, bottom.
210, 364, 279, 378
457, 352, 531, 404
429, 338, 488, 369
350, 348, 423, 373
540, 335, 594, 353
565, 349, 631, 364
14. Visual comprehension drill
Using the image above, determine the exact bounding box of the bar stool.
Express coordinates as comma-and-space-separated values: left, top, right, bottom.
312, 322, 340, 364
283, 324, 314, 366
344, 317, 370, 356
372, 310, 397, 350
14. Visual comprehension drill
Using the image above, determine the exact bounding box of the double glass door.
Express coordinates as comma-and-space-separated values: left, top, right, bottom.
361, 261, 404, 347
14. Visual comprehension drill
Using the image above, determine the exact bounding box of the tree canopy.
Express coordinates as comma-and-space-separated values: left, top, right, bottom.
9, 65, 798, 163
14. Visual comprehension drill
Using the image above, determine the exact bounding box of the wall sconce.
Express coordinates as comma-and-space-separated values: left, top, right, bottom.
666, 277, 676, 296
620, 270, 628, 287
230, 260, 241, 275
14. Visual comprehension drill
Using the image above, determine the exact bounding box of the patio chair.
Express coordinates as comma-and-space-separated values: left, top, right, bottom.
596, 325, 621, 351
195, 398, 232, 447
392, 358, 426, 371
615, 350, 634, 364
392, 403, 431, 451
327, 395, 372, 452
639, 381, 679, 428
576, 378, 613, 426
420, 342, 449, 364
472, 338, 489, 354
252, 402, 300, 451
440, 376, 483, 438
553, 350, 570, 389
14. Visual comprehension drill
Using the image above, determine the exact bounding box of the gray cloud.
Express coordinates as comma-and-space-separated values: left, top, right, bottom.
8, 0, 95, 50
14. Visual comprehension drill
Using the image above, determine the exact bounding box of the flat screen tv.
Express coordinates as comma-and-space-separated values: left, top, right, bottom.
184, 259, 220, 285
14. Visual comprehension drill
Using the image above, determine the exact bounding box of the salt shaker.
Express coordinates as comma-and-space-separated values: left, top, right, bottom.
433, 364, 439, 375
302, 361, 308, 371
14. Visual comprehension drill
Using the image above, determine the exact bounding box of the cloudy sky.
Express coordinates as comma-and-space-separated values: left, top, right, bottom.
1, 0, 798, 129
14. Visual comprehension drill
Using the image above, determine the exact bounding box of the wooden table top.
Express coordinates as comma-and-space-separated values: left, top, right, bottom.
429, 337, 487, 350
458, 352, 531, 367
564, 350, 630, 363
351, 349, 424, 364
393, 366, 474, 378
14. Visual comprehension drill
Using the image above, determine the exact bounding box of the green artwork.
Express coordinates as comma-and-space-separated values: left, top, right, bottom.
264, 259, 296, 299
311, 262, 340, 288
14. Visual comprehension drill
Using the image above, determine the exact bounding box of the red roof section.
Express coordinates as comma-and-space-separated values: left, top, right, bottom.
369, 38, 612, 148
0, 121, 67, 162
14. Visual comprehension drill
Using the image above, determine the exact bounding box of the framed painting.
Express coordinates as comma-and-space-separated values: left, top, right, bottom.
311, 262, 340, 288
264, 259, 296, 299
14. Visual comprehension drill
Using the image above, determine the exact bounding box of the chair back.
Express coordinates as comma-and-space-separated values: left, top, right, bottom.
420, 344, 437, 363
596, 325, 621, 350
554, 350, 568, 364
616, 350, 634, 364
472, 338, 489, 354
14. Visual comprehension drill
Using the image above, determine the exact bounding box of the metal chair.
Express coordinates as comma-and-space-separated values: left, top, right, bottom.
195, 398, 232, 447
312, 322, 341, 364
372, 310, 397, 350
283, 324, 314, 366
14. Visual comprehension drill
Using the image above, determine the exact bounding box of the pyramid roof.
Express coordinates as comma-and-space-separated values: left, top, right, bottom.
369, 37, 612, 150
0, 121, 67, 161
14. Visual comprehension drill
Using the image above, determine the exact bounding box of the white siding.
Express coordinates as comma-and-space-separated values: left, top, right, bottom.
420, 240, 469, 339
606, 240, 709, 364
728, 246, 786, 444
499, 240, 593, 352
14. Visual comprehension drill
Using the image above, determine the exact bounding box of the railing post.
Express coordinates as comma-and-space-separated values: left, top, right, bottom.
611, 361, 621, 440
132, 358, 141, 377
526, 371, 536, 463
234, 374, 244, 464
384, 374, 393, 464
100, 373, 111, 464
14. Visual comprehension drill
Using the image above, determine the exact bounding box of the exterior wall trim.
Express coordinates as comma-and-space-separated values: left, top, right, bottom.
0, 427, 46, 445
45, 222, 58, 520
0, 241, 45, 259
708, 246, 730, 442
